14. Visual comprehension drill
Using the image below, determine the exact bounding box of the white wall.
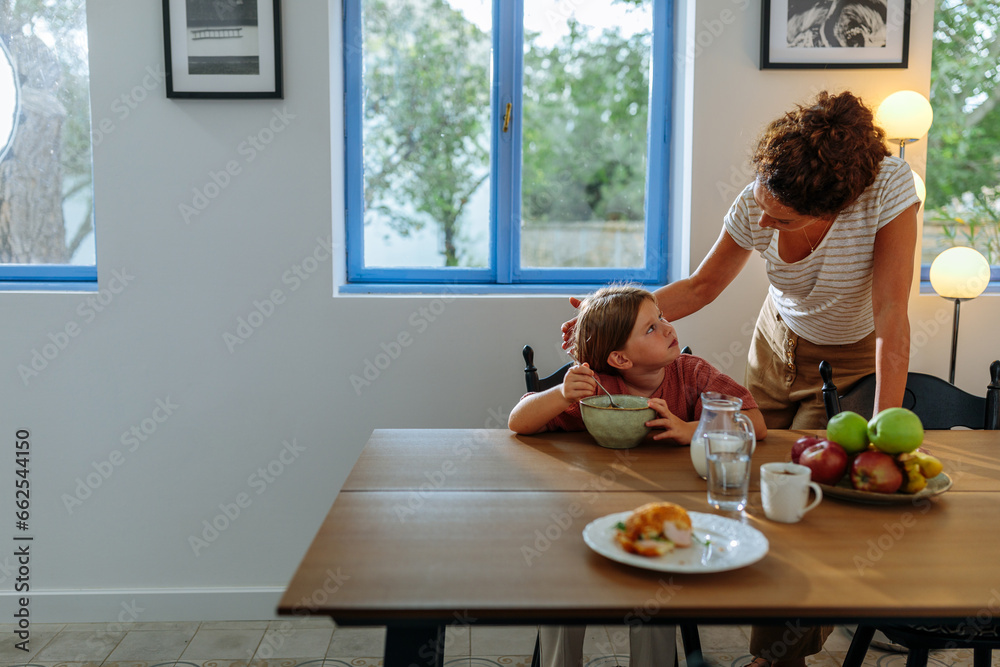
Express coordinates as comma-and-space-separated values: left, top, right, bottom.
0, 0, 994, 623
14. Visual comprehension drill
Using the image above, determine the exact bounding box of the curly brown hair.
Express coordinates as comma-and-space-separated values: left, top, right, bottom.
571, 284, 656, 375
751, 91, 890, 217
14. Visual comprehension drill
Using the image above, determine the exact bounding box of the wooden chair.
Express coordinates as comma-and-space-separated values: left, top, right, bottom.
819, 359, 1000, 667
522, 344, 702, 667
819, 359, 1000, 429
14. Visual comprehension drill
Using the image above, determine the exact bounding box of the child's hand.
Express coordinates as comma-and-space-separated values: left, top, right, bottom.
561, 363, 597, 403
646, 398, 697, 444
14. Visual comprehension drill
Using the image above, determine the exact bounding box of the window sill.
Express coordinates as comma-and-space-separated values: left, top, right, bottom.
0, 280, 97, 292
0, 265, 98, 292
337, 283, 623, 296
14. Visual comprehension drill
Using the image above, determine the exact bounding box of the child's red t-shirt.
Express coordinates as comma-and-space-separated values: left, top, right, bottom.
535, 355, 758, 432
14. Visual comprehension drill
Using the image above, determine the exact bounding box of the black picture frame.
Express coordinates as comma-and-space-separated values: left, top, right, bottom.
163, 0, 283, 98
760, 0, 911, 69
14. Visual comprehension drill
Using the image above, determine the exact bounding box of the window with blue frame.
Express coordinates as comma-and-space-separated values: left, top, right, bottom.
343, 0, 672, 289
0, 1, 97, 291
921, 0, 999, 291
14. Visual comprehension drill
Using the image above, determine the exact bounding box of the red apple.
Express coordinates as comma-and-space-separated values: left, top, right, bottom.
799, 440, 849, 486
791, 435, 823, 464
850, 450, 904, 493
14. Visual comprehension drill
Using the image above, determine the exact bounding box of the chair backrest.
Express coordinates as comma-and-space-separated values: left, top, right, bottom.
522, 344, 694, 394
819, 359, 1000, 430
522, 345, 573, 393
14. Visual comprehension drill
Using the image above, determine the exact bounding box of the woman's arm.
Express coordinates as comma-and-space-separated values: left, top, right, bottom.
652, 228, 753, 321
743, 408, 767, 440
871, 202, 919, 414
508, 364, 597, 435
562, 227, 753, 349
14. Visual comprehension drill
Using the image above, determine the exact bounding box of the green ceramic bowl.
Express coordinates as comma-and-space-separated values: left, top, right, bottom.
579, 394, 656, 449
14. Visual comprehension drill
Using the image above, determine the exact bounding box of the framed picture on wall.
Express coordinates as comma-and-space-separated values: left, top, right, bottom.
163, 0, 283, 98
760, 0, 911, 69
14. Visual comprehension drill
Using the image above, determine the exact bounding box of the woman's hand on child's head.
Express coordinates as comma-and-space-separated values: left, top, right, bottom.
560, 362, 596, 402
646, 398, 697, 445
560, 296, 583, 351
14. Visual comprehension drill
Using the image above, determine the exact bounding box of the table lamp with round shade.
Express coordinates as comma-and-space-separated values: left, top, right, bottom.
929, 246, 991, 384
876, 90, 934, 160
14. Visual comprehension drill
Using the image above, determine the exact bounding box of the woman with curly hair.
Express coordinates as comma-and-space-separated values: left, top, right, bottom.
568, 89, 918, 431
656, 89, 919, 433
562, 90, 920, 665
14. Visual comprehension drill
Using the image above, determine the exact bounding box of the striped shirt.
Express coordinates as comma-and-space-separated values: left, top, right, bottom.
723, 156, 920, 345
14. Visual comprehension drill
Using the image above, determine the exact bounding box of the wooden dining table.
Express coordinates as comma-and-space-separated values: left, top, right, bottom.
278, 428, 1000, 666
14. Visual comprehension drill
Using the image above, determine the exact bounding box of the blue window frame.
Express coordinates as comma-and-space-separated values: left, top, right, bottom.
0, 2, 97, 292
0, 265, 97, 292
343, 0, 673, 290
918, 0, 1000, 294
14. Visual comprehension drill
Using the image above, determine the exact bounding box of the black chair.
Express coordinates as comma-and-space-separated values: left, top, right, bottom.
819, 359, 1000, 667
844, 623, 1000, 667
819, 359, 1000, 429
523, 345, 574, 393
522, 343, 702, 667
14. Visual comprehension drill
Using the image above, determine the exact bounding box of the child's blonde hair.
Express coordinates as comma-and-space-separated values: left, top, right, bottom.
571, 284, 657, 374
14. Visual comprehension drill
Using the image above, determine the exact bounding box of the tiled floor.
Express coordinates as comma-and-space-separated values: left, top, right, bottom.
0, 622, 994, 667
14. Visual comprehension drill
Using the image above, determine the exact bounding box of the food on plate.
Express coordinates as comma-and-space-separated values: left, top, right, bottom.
850, 450, 903, 493
615, 501, 692, 557
825, 411, 870, 454
799, 439, 849, 485
791, 435, 823, 464
867, 407, 924, 454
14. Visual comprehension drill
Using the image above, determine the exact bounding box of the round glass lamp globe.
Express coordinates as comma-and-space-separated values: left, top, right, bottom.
876, 90, 933, 140
911, 171, 926, 203
930, 247, 991, 299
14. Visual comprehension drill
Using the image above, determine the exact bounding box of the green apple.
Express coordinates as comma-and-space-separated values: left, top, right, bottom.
867, 407, 924, 454
826, 411, 870, 454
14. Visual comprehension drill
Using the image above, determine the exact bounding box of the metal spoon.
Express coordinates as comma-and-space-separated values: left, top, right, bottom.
592, 375, 623, 409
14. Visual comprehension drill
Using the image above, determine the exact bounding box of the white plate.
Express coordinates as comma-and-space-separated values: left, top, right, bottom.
582, 511, 769, 573
818, 472, 952, 505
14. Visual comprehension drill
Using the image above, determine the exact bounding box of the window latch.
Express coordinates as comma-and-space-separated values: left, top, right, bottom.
502, 103, 512, 133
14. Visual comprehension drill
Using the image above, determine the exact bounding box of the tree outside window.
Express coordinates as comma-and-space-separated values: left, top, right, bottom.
0, 0, 95, 276
349, 0, 666, 285
923, 0, 1000, 271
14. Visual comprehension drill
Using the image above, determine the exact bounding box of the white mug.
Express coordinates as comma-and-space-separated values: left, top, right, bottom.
760, 462, 823, 523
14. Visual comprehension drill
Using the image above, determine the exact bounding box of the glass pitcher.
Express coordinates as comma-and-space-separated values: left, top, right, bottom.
690, 391, 756, 479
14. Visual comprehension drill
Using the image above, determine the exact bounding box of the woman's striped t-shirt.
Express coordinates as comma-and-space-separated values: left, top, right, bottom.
723, 156, 920, 346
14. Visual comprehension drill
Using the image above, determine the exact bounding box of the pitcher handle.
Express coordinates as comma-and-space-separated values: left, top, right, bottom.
734, 412, 756, 451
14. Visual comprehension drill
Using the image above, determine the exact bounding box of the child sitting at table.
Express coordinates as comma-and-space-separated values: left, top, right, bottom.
509, 283, 766, 667
509, 283, 765, 441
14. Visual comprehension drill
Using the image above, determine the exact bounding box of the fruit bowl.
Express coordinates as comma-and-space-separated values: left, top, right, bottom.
818, 472, 952, 505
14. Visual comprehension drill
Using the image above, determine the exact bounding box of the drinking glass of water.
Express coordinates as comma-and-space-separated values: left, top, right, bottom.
705, 431, 753, 512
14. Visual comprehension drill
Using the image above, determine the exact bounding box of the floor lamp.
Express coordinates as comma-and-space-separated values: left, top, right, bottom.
876, 90, 933, 159
929, 247, 991, 384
